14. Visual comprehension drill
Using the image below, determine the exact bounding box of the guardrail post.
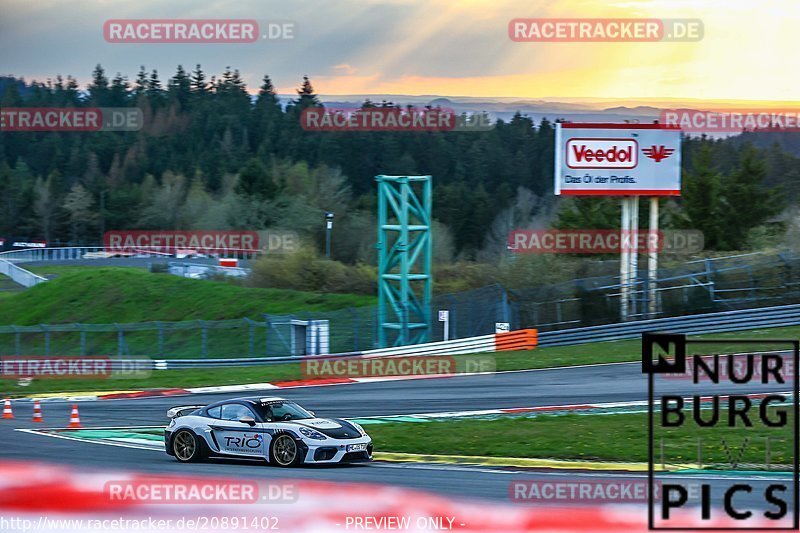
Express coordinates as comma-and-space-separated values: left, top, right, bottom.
263, 315, 271, 356
77, 324, 86, 355
199, 320, 207, 358
41, 325, 50, 356
156, 322, 164, 356
500, 285, 510, 324
704, 258, 714, 289
246, 318, 254, 357
12, 326, 21, 356
446, 295, 458, 339
114, 323, 124, 356
349, 307, 359, 351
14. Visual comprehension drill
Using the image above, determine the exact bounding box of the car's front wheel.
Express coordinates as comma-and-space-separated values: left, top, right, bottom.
172, 430, 204, 463
269, 434, 302, 467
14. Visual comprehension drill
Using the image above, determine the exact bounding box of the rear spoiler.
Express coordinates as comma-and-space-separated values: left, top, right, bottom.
167, 405, 203, 419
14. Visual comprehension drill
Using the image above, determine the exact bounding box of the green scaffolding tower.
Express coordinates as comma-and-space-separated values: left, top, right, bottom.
376, 175, 432, 348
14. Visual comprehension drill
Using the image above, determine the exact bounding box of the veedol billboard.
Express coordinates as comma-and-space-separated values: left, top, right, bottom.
555, 123, 681, 196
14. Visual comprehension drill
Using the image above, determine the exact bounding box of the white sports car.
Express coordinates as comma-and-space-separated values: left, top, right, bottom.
164, 396, 373, 466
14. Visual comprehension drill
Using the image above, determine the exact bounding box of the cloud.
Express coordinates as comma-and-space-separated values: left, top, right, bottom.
1, 0, 797, 102
331, 64, 358, 75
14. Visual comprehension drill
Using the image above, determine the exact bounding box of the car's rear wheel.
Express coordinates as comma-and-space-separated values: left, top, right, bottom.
270, 434, 302, 467
173, 430, 204, 463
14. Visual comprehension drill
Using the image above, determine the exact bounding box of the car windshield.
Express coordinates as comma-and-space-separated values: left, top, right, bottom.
255, 401, 314, 422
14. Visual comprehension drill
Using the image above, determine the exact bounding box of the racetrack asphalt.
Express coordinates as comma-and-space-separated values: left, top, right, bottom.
1, 360, 794, 512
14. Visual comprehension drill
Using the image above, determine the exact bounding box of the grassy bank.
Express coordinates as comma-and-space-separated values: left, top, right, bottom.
368, 410, 795, 466
0, 267, 376, 325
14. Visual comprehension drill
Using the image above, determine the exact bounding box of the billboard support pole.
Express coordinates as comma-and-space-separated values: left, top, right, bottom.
630, 195, 639, 319
648, 197, 659, 318
620, 198, 631, 321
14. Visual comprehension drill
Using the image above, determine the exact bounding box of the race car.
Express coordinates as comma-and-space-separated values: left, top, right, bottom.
164, 396, 373, 466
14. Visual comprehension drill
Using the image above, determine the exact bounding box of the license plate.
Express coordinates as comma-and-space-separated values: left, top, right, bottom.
347, 443, 367, 452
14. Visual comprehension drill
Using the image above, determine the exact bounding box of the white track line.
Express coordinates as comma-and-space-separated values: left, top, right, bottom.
15, 428, 162, 451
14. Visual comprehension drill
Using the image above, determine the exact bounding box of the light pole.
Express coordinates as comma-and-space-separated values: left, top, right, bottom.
325, 211, 334, 259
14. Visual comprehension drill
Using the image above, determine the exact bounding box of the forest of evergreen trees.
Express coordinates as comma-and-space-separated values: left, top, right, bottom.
1, 64, 797, 263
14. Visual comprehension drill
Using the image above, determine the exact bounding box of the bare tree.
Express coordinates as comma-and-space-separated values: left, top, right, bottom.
62, 182, 96, 243
137, 172, 187, 228
478, 187, 556, 262
33, 175, 58, 241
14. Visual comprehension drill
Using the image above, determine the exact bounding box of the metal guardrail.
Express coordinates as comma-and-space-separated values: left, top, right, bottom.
0, 247, 259, 288
152, 306, 800, 367
155, 329, 538, 369
0, 259, 47, 288
0, 246, 259, 263
538, 303, 800, 347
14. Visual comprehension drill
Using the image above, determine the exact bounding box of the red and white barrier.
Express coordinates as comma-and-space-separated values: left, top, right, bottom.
0, 460, 775, 532
363, 329, 538, 358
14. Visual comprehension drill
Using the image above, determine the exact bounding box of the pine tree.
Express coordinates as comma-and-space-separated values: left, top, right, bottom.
147, 69, 163, 99
109, 73, 130, 106
168, 65, 192, 109
134, 66, 148, 97
88, 64, 110, 105
679, 144, 724, 249
236, 158, 278, 200
719, 144, 783, 249
190, 64, 209, 95
295, 75, 321, 109
257, 75, 280, 110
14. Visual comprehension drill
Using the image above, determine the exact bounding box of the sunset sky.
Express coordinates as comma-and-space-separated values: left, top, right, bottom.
1, 0, 797, 103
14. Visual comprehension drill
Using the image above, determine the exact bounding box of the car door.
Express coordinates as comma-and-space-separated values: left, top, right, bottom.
209, 403, 266, 457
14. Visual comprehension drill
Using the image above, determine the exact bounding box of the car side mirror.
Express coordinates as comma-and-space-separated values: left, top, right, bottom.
239, 416, 256, 426
308, 410, 315, 417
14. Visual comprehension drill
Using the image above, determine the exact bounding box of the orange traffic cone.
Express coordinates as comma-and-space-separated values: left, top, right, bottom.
32, 400, 43, 423
2, 399, 13, 419
68, 404, 82, 428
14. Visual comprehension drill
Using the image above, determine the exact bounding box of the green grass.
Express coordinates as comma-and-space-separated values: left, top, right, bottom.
0, 267, 376, 325
368, 410, 795, 466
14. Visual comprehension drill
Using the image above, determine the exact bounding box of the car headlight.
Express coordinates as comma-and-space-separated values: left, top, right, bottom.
351, 422, 367, 436
298, 427, 327, 440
